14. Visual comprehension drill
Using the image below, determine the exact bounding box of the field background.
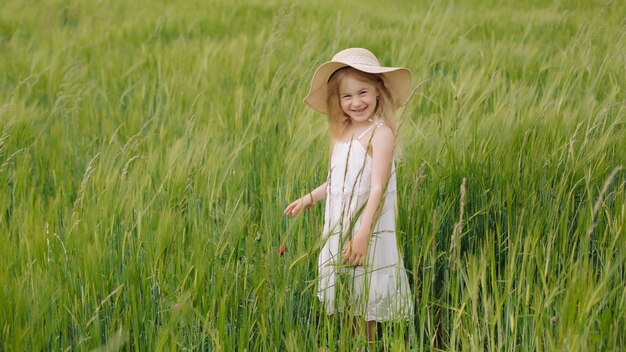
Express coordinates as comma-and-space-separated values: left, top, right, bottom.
1, 0, 625, 350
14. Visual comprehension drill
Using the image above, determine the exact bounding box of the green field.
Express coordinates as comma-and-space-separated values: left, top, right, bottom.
1, 0, 625, 350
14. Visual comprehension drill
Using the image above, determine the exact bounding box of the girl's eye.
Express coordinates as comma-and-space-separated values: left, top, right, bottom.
359, 91, 367, 96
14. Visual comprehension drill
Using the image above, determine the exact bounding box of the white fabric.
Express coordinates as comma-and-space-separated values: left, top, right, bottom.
317, 124, 414, 322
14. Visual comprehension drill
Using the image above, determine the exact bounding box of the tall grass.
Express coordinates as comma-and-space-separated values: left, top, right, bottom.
0, 0, 624, 350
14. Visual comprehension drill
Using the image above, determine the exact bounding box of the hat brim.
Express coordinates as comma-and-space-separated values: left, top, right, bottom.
304, 61, 412, 115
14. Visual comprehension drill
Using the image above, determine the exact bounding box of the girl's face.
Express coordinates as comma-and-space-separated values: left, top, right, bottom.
338, 72, 379, 124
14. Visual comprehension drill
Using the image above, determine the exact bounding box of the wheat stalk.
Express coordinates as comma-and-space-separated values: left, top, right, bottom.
450, 177, 467, 266
588, 165, 623, 237
69, 153, 100, 235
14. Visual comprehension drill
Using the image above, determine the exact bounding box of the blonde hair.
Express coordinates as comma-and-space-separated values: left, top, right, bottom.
325, 67, 398, 140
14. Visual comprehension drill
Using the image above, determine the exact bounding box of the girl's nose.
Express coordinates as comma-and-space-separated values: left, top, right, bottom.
351, 97, 363, 106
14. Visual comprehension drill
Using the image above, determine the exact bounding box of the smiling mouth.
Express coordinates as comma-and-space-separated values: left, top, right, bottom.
352, 107, 367, 113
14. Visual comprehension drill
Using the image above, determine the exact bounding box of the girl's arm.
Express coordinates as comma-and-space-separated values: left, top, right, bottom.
283, 181, 327, 217
284, 141, 335, 217
342, 125, 394, 265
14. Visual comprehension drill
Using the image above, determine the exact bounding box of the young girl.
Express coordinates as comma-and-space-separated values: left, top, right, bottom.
284, 48, 414, 342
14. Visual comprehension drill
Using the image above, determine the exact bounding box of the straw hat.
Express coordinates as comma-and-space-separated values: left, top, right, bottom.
304, 48, 412, 115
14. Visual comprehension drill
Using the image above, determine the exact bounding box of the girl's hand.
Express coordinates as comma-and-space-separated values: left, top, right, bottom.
283, 195, 313, 217
342, 231, 369, 266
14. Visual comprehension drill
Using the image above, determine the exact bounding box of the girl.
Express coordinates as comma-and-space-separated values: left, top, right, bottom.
284, 48, 414, 343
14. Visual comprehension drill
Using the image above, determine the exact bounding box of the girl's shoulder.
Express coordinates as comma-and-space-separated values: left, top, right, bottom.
365, 121, 395, 146
374, 122, 394, 138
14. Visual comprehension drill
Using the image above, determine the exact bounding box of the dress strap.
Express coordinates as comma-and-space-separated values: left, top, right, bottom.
356, 120, 385, 140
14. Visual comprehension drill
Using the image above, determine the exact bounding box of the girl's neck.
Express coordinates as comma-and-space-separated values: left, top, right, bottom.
340, 118, 382, 140
351, 120, 372, 129
345, 118, 381, 130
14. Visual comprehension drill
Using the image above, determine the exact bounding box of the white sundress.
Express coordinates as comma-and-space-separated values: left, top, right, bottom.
318, 121, 414, 322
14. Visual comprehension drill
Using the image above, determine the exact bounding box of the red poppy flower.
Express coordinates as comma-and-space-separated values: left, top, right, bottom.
278, 243, 286, 256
